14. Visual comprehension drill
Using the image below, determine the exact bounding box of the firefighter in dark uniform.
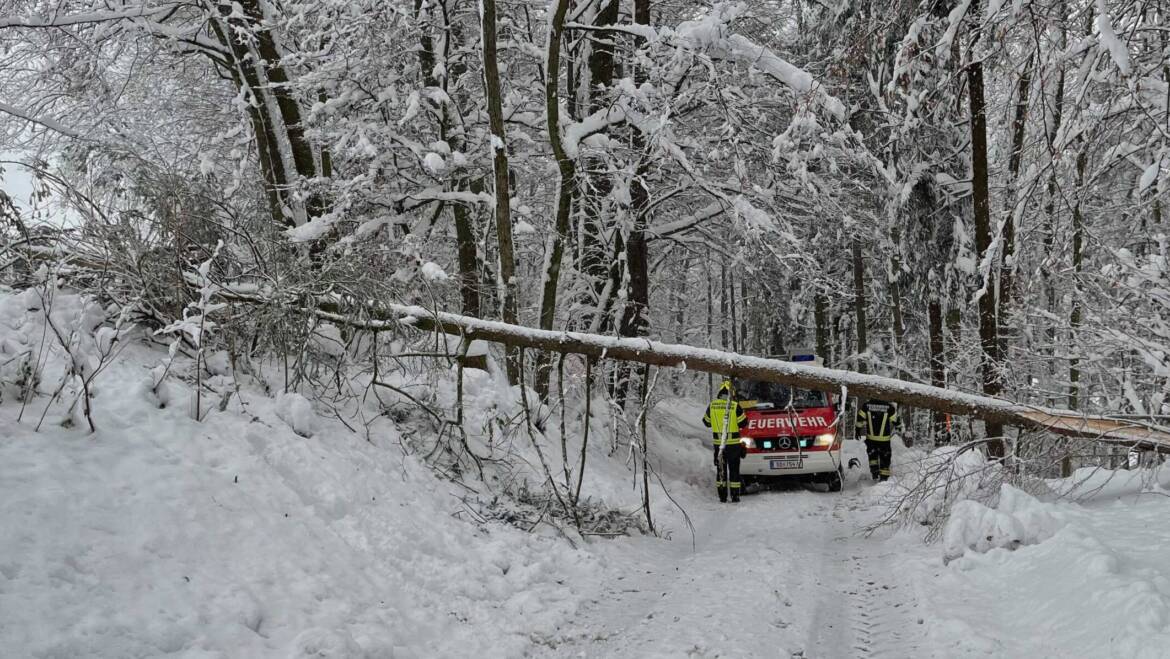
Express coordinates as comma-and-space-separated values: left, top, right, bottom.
856, 398, 900, 481
703, 379, 747, 502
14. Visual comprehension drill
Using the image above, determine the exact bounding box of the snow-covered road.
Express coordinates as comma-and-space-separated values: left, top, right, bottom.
536, 484, 928, 658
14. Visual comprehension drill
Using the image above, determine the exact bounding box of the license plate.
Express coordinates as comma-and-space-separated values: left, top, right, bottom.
769, 457, 803, 470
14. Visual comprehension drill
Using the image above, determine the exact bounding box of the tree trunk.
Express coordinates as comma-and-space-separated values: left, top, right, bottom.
287, 298, 1170, 453
539, 0, 577, 332
579, 0, 620, 331
815, 293, 829, 363
1001, 56, 1033, 320
673, 255, 690, 393
480, 0, 519, 383
418, 0, 480, 319
1069, 148, 1087, 410
318, 92, 333, 179
618, 0, 651, 344
453, 181, 483, 318
611, 0, 653, 408
929, 299, 947, 445
209, 16, 292, 227
1044, 3, 1067, 405
674, 256, 690, 343
706, 258, 714, 396
236, 0, 322, 221
739, 279, 749, 353
1000, 55, 1033, 387
535, 0, 577, 398
1067, 8, 1094, 416
889, 226, 905, 350
967, 44, 1005, 456
720, 264, 730, 349
243, 82, 286, 226
637, 364, 654, 533
946, 307, 962, 363
729, 270, 739, 353
852, 237, 868, 374
770, 317, 785, 357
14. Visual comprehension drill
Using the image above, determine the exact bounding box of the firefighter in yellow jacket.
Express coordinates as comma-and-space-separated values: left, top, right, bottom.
856, 398, 900, 481
703, 379, 747, 503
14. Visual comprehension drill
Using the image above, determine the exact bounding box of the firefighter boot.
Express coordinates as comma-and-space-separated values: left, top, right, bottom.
717, 485, 728, 502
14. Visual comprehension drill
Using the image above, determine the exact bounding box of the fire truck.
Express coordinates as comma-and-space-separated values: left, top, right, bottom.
733, 353, 844, 492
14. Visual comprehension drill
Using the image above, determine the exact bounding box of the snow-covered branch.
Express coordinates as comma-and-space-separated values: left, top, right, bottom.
0, 101, 84, 139
0, 5, 179, 29
647, 200, 727, 239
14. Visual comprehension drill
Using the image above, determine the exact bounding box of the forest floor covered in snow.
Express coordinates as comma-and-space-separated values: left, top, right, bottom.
1, 291, 1169, 657
0, 342, 602, 658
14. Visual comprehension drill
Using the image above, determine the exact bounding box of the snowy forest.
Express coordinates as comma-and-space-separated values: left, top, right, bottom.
2, 0, 1170, 657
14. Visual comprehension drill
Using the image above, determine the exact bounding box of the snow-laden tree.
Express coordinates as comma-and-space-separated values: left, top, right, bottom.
1, 0, 1167, 477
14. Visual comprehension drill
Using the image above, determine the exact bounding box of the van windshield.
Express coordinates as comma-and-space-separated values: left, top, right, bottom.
732, 379, 828, 409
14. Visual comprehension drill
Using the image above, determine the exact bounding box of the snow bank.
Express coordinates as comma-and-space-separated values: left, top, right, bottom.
942, 484, 1063, 562
1049, 462, 1170, 501
922, 494, 1170, 657
915, 458, 1170, 655
0, 287, 603, 658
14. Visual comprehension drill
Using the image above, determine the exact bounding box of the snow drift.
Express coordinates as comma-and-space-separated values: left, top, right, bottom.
942, 484, 1063, 562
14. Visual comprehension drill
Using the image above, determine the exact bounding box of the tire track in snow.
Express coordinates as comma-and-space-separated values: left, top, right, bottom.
534, 489, 844, 658
808, 491, 928, 659
844, 554, 918, 658
530, 501, 744, 658
533, 484, 928, 658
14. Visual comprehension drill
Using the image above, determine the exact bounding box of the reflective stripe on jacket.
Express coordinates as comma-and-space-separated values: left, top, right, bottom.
856, 400, 899, 441
703, 398, 746, 445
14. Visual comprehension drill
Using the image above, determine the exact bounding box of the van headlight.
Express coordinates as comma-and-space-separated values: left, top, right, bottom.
813, 433, 837, 447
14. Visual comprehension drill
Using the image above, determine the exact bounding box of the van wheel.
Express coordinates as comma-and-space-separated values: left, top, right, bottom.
826, 469, 844, 493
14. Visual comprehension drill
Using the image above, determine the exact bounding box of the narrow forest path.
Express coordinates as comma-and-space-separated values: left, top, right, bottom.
533, 483, 929, 658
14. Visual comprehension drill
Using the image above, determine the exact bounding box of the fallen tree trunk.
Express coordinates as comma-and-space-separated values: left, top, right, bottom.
43, 248, 1170, 454
232, 292, 1170, 453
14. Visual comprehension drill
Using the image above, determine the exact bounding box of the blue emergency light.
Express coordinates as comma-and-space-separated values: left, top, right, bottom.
789, 351, 824, 366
